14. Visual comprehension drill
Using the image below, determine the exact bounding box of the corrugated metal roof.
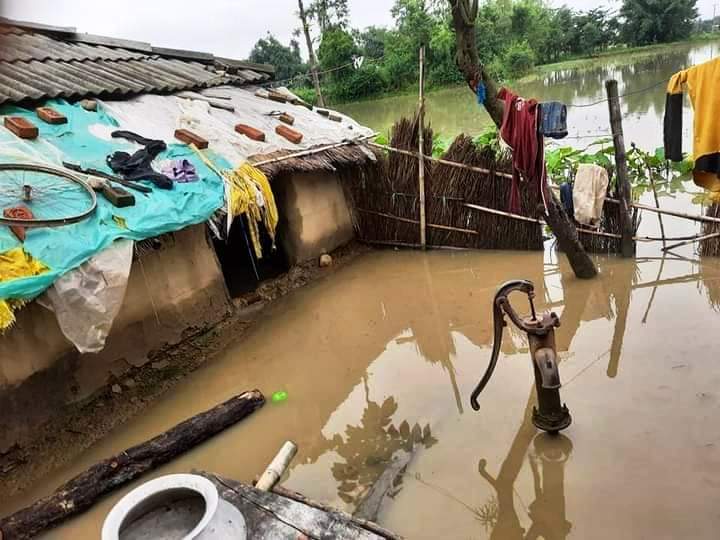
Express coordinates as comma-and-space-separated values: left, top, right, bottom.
0, 21, 273, 105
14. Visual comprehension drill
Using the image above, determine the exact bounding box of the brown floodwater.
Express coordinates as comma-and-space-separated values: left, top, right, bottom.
4, 231, 720, 538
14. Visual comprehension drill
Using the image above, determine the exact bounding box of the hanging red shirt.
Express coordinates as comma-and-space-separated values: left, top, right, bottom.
498, 88, 546, 214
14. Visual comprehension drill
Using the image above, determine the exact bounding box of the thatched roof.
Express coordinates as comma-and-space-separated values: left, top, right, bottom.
254, 143, 382, 180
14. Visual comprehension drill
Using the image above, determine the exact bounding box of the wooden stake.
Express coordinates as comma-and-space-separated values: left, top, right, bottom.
661, 232, 720, 252
606, 80, 636, 258
418, 46, 427, 249
648, 166, 667, 247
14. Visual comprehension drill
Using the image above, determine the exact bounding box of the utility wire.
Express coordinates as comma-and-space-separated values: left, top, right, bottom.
567, 79, 667, 108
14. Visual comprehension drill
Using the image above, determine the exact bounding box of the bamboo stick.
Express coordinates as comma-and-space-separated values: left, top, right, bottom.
648, 166, 667, 247
358, 208, 479, 235
361, 239, 470, 251
463, 202, 542, 224
418, 46, 427, 249
367, 141, 514, 178
256, 441, 298, 492
661, 232, 720, 252
252, 134, 377, 167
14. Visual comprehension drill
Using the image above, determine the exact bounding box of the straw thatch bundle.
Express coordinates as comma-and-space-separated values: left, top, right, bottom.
700, 203, 720, 257
426, 135, 542, 250
343, 116, 543, 250
576, 194, 622, 254
256, 144, 381, 180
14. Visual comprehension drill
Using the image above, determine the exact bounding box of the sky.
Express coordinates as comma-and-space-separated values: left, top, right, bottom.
0, 0, 717, 60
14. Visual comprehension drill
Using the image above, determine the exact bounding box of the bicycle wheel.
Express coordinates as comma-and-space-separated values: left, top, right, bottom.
0, 163, 97, 228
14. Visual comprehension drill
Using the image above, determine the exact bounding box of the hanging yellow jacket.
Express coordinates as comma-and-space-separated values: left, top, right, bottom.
664, 57, 720, 191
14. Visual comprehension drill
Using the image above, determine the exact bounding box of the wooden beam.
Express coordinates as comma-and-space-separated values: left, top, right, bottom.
418, 46, 427, 249
605, 80, 636, 257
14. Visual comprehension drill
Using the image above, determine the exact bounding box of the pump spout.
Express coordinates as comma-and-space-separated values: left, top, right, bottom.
534, 348, 561, 390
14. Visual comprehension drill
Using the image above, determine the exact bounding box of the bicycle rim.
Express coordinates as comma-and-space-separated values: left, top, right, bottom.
0, 163, 97, 227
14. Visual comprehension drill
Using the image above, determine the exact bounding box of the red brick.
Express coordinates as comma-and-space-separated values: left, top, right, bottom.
4, 116, 38, 139
235, 124, 266, 142
276, 125, 303, 144
174, 128, 208, 149
279, 113, 295, 126
35, 107, 67, 124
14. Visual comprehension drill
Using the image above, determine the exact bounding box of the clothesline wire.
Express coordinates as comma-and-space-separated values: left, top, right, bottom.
262, 54, 385, 88
567, 79, 667, 108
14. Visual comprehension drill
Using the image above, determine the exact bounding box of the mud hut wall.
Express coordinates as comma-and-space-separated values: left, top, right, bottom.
0, 224, 231, 452
273, 170, 355, 266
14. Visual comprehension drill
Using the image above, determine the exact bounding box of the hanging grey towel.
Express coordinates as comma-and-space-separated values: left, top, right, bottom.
539, 101, 568, 140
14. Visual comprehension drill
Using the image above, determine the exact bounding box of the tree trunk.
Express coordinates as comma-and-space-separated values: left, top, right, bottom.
0, 390, 266, 540
298, 0, 326, 107
448, 0, 597, 279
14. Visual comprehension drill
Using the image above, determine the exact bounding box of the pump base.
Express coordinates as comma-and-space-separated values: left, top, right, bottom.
533, 404, 572, 434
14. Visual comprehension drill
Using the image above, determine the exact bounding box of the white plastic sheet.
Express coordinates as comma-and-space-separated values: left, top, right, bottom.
100, 86, 374, 168
40, 239, 134, 354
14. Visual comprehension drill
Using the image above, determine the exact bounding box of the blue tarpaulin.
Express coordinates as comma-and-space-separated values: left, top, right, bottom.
0, 99, 228, 301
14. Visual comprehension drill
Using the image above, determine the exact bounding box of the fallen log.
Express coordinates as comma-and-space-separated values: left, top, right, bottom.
0, 390, 265, 540
354, 450, 414, 523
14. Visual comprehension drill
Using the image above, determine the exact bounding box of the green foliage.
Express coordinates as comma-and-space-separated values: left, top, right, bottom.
504, 41, 535, 78
309, 0, 350, 32
292, 85, 319, 105
288, 0, 704, 103
357, 26, 390, 59
620, 0, 699, 45
318, 28, 358, 79
545, 138, 695, 200
326, 65, 388, 102
248, 34, 305, 82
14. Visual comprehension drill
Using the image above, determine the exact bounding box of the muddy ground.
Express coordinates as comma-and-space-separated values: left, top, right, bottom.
0, 241, 370, 499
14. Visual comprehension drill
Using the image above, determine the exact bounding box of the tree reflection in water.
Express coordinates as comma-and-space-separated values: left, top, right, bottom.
329, 396, 437, 505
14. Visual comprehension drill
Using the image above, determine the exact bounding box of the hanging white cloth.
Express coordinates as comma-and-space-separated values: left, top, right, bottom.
573, 164, 609, 227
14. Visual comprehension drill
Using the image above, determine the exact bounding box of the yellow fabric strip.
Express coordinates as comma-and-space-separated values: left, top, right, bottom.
189, 146, 279, 259
0, 247, 50, 330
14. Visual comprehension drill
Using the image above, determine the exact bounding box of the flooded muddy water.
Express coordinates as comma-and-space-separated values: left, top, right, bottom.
4, 238, 720, 538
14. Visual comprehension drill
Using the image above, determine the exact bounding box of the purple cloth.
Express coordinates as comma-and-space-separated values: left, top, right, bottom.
161, 159, 199, 183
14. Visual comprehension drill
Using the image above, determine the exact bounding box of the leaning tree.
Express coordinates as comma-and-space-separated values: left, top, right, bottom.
448, 0, 597, 279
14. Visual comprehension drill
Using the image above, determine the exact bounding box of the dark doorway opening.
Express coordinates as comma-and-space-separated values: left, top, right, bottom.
212, 216, 289, 297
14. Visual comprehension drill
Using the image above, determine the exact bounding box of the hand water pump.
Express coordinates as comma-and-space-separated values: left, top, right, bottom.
470, 280, 572, 434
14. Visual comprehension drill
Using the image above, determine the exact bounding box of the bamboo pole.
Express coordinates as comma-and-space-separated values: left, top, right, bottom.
661, 232, 720, 252
632, 202, 720, 225
361, 239, 471, 251
256, 441, 298, 491
367, 141, 513, 178
253, 134, 377, 167
648, 166, 667, 247
463, 202, 542, 224
357, 208, 479, 235
371, 143, 720, 229
418, 46, 427, 249
606, 80, 636, 257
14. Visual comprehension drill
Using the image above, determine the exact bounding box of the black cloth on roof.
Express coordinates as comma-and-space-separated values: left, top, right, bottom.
107, 130, 173, 189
